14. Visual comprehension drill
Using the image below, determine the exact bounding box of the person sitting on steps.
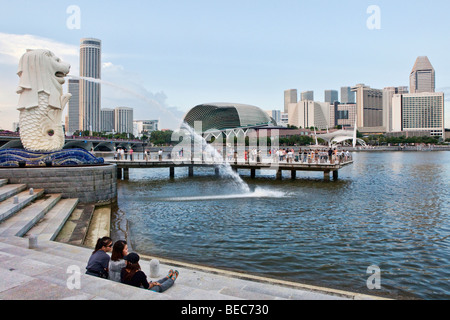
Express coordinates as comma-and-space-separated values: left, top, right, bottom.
85, 237, 113, 279
120, 252, 179, 293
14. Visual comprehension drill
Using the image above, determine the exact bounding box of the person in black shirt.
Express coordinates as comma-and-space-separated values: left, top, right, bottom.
121, 253, 178, 293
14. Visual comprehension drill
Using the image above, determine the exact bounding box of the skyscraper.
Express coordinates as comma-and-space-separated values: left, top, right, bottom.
301, 91, 314, 101
340, 87, 355, 104
410, 56, 435, 94
284, 89, 298, 113
324, 90, 339, 104
101, 108, 115, 132
79, 38, 102, 132
67, 78, 80, 133
114, 107, 134, 134
383, 86, 409, 132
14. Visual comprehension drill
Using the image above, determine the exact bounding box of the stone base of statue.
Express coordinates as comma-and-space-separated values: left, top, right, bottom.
0, 148, 104, 167
0, 149, 116, 204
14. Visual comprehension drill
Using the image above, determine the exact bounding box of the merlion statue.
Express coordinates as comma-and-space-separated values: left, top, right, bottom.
17, 49, 72, 152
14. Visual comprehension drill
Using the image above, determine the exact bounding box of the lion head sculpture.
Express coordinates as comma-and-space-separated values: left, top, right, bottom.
16, 49, 72, 152
17, 49, 71, 111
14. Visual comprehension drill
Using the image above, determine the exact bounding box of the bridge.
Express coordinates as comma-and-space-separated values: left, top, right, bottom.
110, 158, 353, 181
0, 133, 146, 152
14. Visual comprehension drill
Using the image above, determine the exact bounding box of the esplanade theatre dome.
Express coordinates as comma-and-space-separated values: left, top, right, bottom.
183, 103, 277, 132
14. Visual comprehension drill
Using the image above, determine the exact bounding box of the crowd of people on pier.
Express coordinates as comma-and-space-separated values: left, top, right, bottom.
112, 146, 352, 165
85, 237, 179, 293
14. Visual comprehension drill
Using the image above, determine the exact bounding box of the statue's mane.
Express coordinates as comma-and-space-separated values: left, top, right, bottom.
16, 49, 63, 110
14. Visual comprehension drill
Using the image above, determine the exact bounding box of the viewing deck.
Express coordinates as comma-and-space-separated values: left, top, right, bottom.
109, 158, 354, 180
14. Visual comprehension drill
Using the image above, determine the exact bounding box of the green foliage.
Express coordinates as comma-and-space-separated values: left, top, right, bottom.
150, 130, 174, 146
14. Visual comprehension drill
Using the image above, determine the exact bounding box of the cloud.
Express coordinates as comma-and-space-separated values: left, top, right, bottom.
0, 32, 79, 72
100, 61, 186, 130
0, 32, 186, 131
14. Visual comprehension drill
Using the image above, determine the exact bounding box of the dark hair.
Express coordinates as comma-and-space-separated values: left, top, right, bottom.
123, 260, 141, 282
93, 236, 113, 254
111, 240, 127, 262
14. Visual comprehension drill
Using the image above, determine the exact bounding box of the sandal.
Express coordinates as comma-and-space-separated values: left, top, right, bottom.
170, 270, 179, 281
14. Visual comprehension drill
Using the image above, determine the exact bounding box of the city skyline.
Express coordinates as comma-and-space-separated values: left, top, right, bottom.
0, 0, 449, 130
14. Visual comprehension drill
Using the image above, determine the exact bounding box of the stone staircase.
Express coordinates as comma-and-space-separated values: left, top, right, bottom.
0, 178, 378, 300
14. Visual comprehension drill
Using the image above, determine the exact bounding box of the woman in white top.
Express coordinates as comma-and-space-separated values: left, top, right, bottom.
108, 240, 129, 282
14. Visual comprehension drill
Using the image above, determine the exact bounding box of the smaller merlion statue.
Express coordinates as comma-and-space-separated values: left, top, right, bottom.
17, 49, 72, 152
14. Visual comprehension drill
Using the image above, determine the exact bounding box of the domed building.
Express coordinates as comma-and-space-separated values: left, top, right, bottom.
183, 103, 277, 133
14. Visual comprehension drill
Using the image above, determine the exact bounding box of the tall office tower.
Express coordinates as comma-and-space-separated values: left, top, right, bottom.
383, 86, 409, 133
351, 84, 384, 128
410, 56, 435, 94
114, 107, 134, 134
67, 79, 80, 134
79, 38, 102, 132
301, 91, 314, 101
340, 87, 355, 104
284, 89, 298, 113
288, 100, 330, 130
324, 90, 339, 104
101, 108, 115, 132
392, 92, 444, 138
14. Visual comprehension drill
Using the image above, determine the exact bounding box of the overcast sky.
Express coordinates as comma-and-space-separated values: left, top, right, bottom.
0, 0, 449, 130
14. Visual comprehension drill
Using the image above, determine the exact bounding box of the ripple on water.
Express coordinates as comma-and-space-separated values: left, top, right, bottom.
115, 152, 450, 300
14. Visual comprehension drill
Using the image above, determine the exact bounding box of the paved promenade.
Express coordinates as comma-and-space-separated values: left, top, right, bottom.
0, 236, 383, 300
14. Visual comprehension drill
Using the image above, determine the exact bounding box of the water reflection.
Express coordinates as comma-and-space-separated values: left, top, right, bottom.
114, 152, 450, 300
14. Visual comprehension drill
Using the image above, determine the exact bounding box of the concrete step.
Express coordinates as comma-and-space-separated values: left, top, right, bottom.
0, 179, 8, 187
0, 194, 61, 237
67, 204, 95, 246
0, 237, 171, 300
0, 236, 364, 300
25, 198, 80, 242
0, 184, 27, 202
0, 189, 44, 223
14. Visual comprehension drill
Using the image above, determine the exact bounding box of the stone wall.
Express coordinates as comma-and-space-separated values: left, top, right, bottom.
0, 164, 117, 204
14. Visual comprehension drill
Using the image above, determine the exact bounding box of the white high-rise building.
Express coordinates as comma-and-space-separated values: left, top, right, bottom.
114, 107, 134, 134
79, 38, 102, 132
392, 92, 445, 138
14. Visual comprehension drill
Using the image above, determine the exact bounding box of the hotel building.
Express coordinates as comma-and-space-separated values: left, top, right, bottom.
79, 38, 102, 132
392, 92, 445, 138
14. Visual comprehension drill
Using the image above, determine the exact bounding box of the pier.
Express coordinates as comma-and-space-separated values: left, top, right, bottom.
110, 159, 353, 181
